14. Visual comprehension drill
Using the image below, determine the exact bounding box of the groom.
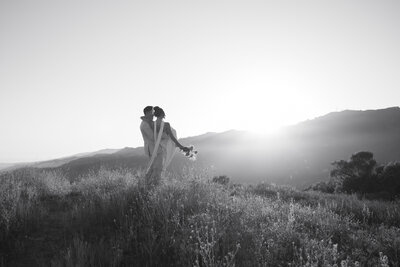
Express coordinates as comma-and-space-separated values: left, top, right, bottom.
140, 106, 155, 159
140, 105, 162, 187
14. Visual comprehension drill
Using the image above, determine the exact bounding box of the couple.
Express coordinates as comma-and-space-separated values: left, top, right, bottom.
140, 106, 191, 186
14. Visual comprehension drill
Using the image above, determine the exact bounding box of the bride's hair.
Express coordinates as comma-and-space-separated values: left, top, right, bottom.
154, 106, 165, 118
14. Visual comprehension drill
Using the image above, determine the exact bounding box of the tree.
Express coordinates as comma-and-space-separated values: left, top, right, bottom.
330, 151, 377, 193
378, 162, 400, 197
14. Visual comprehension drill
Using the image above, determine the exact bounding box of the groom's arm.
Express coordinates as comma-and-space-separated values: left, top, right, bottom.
140, 122, 154, 143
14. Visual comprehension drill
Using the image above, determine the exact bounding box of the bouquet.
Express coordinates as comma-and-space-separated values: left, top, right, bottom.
181, 145, 198, 161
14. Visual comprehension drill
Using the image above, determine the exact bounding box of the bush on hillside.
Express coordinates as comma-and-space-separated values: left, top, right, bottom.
312, 152, 400, 200
212, 175, 230, 185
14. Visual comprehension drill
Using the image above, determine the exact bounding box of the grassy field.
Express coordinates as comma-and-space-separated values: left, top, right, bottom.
1, 167, 399, 266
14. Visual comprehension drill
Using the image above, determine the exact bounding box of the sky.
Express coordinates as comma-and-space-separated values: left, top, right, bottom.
0, 0, 399, 163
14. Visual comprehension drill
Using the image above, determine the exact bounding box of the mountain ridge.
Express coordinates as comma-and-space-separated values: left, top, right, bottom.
2, 106, 400, 188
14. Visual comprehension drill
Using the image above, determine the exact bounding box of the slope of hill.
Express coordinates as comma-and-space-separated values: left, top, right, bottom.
1, 168, 399, 266
71, 148, 120, 158
279, 106, 400, 185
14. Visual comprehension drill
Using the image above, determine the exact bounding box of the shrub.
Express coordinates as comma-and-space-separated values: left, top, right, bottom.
212, 175, 230, 186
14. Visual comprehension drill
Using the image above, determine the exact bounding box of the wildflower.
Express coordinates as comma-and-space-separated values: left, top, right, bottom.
379, 252, 389, 267
383, 255, 388, 263
333, 244, 338, 253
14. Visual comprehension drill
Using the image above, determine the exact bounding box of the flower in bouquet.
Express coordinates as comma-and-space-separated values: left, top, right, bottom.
181, 145, 198, 161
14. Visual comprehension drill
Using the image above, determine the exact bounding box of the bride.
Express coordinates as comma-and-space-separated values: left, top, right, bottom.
145, 106, 190, 186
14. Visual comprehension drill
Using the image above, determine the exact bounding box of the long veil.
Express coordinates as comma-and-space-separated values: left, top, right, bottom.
146, 121, 178, 174
164, 126, 178, 170
145, 121, 164, 175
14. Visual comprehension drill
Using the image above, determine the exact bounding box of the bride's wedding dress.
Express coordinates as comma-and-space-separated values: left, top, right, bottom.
145, 120, 177, 180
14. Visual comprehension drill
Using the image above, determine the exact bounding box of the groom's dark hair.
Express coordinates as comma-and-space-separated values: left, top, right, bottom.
143, 106, 153, 115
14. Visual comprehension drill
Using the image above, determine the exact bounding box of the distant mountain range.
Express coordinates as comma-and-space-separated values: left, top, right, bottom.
2, 107, 400, 188
0, 163, 15, 170
0, 149, 121, 171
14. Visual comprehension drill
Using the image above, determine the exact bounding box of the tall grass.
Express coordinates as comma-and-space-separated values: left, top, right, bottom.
1, 167, 399, 266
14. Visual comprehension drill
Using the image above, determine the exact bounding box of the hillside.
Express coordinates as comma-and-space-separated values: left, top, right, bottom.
171, 106, 400, 187
279, 106, 400, 185
0, 168, 399, 266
